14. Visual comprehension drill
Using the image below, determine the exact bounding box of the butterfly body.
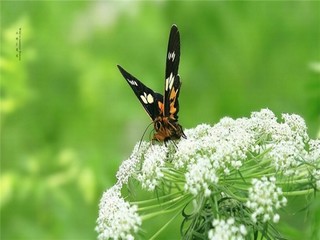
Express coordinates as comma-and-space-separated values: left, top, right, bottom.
117, 25, 186, 142
153, 116, 185, 142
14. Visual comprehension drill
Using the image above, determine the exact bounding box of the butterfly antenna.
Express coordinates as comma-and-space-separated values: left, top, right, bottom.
138, 121, 154, 150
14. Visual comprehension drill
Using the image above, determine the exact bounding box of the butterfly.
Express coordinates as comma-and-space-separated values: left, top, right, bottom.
117, 24, 186, 142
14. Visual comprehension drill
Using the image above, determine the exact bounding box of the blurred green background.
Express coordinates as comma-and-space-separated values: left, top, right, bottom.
1, 1, 319, 239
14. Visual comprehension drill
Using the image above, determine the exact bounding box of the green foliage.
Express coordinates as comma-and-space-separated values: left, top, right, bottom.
1, 1, 319, 239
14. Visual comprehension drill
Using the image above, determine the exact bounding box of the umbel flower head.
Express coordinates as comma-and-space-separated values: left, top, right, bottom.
96, 109, 319, 239
246, 176, 287, 223
208, 217, 247, 240
96, 185, 141, 240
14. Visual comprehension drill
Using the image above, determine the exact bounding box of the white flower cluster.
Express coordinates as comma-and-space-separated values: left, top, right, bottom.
96, 186, 141, 240
174, 117, 257, 196
96, 109, 319, 238
265, 113, 309, 175
306, 139, 320, 164
246, 176, 287, 223
116, 141, 149, 186
184, 156, 219, 197
249, 108, 278, 138
208, 218, 247, 240
175, 109, 318, 196
116, 142, 170, 191
114, 109, 318, 197
137, 144, 168, 191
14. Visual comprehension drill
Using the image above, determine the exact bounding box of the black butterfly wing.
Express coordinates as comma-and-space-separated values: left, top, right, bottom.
117, 65, 163, 120
164, 24, 181, 120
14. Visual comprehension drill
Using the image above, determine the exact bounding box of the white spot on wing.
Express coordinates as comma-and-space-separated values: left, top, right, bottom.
140, 94, 148, 104
168, 51, 175, 62
127, 79, 138, 86
140, 92, 154, 104
165, 73, 175, 91
147, 94, 154, 103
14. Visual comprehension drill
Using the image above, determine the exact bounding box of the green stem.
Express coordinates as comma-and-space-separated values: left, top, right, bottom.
138, 194, 186, 211
283, 188, 315, 196
141, 200, 186, 221
131, 190, 184, 205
